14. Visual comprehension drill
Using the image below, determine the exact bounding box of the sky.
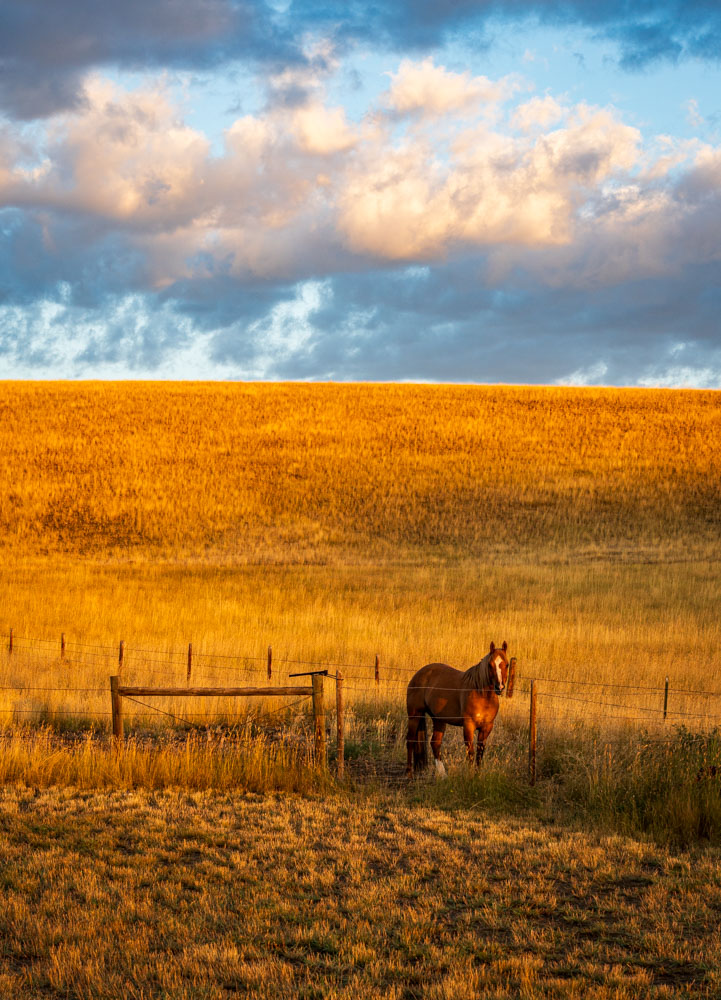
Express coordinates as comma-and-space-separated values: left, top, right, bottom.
1, 1, 721, 385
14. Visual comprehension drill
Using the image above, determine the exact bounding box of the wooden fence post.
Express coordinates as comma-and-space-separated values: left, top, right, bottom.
336, 670, 345, 779
267, 646, 272, 682
375, 654, 379, 688
312, 673, 326, 768
529, 680, 537, 786
110, 675, 124, 742
8, 628, 12, 654
60, 633, 65, 658
187, 643, 192, 685
663, 676, 669, 722
118, 640, 124, 673
507, 657, 517, 698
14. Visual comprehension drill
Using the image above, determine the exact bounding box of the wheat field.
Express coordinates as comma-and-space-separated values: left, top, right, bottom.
2, 381, 719, 561
0, 381, 719, 733
2, 382, 721, 997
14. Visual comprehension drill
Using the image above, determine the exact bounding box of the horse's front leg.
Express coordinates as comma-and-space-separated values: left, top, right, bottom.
431, 722, 447, 778
476, 724, 491, 767
463, 720, 476, 764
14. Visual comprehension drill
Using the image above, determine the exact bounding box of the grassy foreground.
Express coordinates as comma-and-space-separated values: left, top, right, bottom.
1, 785, 719, 999
1, 722, 720, 849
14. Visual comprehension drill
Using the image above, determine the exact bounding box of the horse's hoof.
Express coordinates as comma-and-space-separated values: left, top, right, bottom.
434, 759, 447, 779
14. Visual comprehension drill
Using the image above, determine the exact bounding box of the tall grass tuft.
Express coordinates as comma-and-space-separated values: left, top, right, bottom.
417, 723, 721, 848
0, 727, 327, 793
551, 726, 721, 848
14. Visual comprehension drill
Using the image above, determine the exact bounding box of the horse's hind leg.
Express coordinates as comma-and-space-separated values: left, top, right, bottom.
406, 711, 423, 777
416, 714, 427, 771
431, 722, 447, 778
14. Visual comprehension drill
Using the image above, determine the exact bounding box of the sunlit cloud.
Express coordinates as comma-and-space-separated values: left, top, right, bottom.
1, 2, 720, 383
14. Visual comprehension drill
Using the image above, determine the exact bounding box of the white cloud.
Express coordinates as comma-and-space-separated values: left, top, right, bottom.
638, 354, 721, 388
686, 98, 704, 128
337, 104, 643, 259
0, 64, 718, 293
292, 104, 357, 154
511, 95, 566, 132
557, 361, 609, 386
384, 58, 518, 117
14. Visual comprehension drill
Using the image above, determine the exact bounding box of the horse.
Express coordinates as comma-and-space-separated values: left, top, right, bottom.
406, 641, 515, 777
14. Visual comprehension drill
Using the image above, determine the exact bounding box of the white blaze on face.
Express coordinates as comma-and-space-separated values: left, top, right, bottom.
493, 655, 504, 689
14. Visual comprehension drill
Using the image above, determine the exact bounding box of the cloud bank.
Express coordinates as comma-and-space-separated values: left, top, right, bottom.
2, 1, 721, 120
0, 3, 720, 383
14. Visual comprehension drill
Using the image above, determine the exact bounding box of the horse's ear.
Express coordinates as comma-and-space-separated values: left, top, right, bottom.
501, 641, 507, 652
489, 641, 495, 653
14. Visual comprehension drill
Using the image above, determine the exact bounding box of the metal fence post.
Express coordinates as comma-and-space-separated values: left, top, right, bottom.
312, 673, 326, 768
529, 679, 537, 786
336, 670, 345, 779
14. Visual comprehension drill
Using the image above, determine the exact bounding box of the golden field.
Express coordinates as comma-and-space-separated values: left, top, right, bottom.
0, 381, 719, 731
1, 381, 720, 561
2, 381, 721, 999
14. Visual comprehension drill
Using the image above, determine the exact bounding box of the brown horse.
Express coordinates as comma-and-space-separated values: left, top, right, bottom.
406, 642, 515, 777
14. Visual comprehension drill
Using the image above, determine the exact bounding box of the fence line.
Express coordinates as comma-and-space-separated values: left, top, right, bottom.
3, 657, 721, 720
7, 624, 719, 696
3, 627, 377, 674
0, 708, 113, 716
2, 641, 721, 787
4, 624, 721, 730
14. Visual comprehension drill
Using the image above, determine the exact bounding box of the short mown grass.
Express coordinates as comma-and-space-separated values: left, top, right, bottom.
0, 784, 719, 999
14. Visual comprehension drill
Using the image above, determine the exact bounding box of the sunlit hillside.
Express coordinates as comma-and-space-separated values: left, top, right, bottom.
1, 382, 720, 739
1, 382, 719, 561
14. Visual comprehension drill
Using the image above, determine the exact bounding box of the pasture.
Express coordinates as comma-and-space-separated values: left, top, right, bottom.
1, 382, 720, 997
2, 786, 721, 999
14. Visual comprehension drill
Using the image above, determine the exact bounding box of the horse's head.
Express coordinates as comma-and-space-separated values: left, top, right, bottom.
488, 641, 510, 695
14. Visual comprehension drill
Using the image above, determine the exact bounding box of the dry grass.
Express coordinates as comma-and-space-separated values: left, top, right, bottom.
1, 382, 721, 996
0, 727, 326, 793
0, 382, 720, 787
1, 785, 720, 998
1, 558, 719, 732
1, 382, 720, 561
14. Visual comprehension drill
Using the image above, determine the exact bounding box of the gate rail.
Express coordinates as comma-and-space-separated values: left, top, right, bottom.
109, 675, 326, 765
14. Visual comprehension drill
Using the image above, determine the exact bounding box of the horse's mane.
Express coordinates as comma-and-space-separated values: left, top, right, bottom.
463, 653, 492, 691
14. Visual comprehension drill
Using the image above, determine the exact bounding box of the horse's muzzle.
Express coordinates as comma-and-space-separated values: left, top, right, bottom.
494, 683, 504, 695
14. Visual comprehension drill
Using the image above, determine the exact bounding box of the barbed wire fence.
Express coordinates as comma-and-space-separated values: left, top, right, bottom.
2, 625, 721, 781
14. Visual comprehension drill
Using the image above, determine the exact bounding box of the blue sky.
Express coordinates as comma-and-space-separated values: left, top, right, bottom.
1, 0, 720, 384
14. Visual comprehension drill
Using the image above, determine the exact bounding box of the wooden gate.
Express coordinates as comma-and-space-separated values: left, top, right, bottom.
109, 675, 327, 765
